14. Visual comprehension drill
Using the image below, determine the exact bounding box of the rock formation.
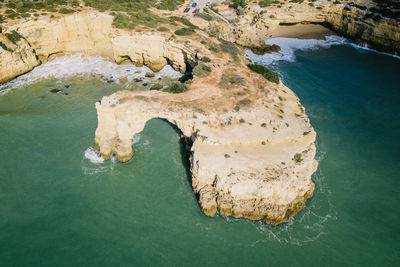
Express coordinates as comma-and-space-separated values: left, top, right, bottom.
1, 0, 397, 224
94, 75, 317, 225
206, 0, 400, 54
0, 10, 320, 225
0, 12, 195, 83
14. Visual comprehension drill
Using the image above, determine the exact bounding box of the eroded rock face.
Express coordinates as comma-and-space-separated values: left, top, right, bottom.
0, 32, 40, 83
0, 12, 196, 83
0, 11, 318, 225
94, 55, 318, 224
209, 1, 400, 54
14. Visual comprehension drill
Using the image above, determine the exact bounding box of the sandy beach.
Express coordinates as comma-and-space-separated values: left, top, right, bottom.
269, 24, 336, 40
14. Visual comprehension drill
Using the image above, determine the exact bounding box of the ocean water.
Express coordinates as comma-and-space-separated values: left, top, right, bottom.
0, 40, 399, 266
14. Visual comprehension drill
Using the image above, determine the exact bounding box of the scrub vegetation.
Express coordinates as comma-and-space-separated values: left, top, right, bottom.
219, 38, 239, 61
163, 81, 188, 94
112, 11, 169, 29
174, 27, 195, 36
247, 64, 280, 84
193, 63, 212, 77
0, 0, 187, 28
5, 30, 23, 44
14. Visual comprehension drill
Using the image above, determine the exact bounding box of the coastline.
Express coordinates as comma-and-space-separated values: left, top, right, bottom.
1, 0, 398, 225
269, 24, 336, 40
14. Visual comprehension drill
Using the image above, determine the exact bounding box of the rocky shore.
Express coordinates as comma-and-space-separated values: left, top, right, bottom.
205, 0, 400, 54
0, 0, 397, 225
0, 12, 195, 84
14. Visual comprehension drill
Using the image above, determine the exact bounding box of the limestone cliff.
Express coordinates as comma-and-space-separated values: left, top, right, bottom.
94, 68, 317, 225
206, 0, 400, 54
0, 11, 318, 225
0, 12, 196, 83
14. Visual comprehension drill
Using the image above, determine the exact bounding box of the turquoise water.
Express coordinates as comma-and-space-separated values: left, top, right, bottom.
0, 44, 399, 266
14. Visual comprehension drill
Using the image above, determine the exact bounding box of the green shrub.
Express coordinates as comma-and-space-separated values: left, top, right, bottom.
163, 81, 188, 93
112, 13, 134, 29
6, 9, 18, 19
238, 98, 251, 106
58, 7, 75, 14
247, 64, 279, 84
219, 38, 239, 60
0, 41, 10, 51
5, 30, 23, 44
234, 98, 251, 111
208, 45, 220, 53
0, 14, 3, 23
112, 11, 168, 29
156, 0, 184, 11
193, 63, 212, 77
201, 56, 211, 63
58, 8, 75, 14
157, 26, 169, 32
174, 27, 195, 36
230, 0, 247, 10
84, 0, 151, 12
194, 12, 213, 21
169, 16, 197, 28
259, 0, 272, 7
201, 40, 207, 45
6, 2, 17, 9
293, 153, 303, 163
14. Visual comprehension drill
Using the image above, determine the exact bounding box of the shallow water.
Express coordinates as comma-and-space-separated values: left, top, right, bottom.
0, 44, 399, 266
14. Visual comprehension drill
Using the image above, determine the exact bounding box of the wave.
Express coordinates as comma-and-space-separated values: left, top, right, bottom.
84, 147, 104, 164
349, 42, 400, 60
245, 35, 399, 65
0, 53, 182, 95
81, 146, 119, 176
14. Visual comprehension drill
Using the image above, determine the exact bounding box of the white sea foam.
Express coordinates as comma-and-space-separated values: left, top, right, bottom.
84, 147, 104, 164
232, 143, 337, 246
132, 133, 141, 144
245, 35, 348, 65
0, 53, 182, 95
245, 35, 400, 65
81, 146, 119, 175
349, 42, 400, 59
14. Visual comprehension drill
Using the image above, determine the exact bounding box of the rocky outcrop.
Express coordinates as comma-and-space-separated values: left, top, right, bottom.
94, 41, 318, 224
324, 4, 400, 53
0, 32, 40, 83
0, 11, 318, 225
0, 12, 196, 83
208, 1, 400, 54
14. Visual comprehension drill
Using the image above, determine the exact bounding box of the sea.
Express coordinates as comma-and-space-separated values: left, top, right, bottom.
0, 37, 399, 266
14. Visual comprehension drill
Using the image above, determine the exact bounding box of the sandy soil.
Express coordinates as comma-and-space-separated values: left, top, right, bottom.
269, 24, 335, 40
